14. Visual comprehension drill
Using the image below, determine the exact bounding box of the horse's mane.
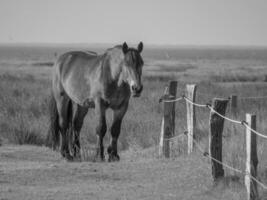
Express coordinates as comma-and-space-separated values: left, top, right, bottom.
84, 50, 97, 56
105, 44, 143, 66
106, 45, 122, 52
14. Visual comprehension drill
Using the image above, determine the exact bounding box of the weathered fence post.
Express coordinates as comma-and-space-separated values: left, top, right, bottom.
159, 81, 177, 158
230, 95, 238, 118
209, 98, 228, 181
245, 114, 259, 200
186, 84, 197, 154
159, 86, 168, 157
159, 116, 165, 157
230, 95, 238, 135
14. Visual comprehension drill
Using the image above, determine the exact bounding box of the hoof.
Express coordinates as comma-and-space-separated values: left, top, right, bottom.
73, 150, 81, 159
73, 154, 82, 162
72, 144, 81, 157
108, 154, 120, 162
107, 147, 120, 162
61, 151, 74, 161
65, 155, 74, 161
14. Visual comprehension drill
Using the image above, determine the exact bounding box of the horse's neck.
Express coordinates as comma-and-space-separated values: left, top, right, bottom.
104, 48, 124, 83
100, 49, 127, 100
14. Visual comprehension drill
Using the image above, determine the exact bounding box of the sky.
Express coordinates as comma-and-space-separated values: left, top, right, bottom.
0, 0, 267, 46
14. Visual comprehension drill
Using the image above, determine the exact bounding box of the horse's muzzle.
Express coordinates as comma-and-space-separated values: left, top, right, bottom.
132, 85, 143, 97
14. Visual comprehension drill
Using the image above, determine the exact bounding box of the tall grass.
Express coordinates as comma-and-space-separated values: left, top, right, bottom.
0, 73, 50, 145
0, 53, 267, 197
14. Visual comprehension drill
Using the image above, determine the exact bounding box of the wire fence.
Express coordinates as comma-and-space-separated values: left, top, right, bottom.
160, 94, 267, 190
161, 95, 267, 140
163, 132, 185, 141
192, 138, 267, 190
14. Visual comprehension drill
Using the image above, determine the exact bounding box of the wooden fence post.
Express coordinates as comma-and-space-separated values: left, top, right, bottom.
230, 95, 238, 118
186, 84, 197, 154
245, 114, 259, 200
159, 117, 165, 157
159, 81, 177, 158
159, 86, 168, 157
230, 95, 238, 135
209, 98, 228, 181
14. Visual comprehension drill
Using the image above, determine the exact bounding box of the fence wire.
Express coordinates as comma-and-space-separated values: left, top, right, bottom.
160, 97, 184, 103
160, 94, 267, 190
243, 123, 267, 139
163, 133, 185, 141
183, 96, 209, 108
192, 139, 243, 174
160, 132, 267, 190
192, 138, 267, 190
207, 105, 243, 125
160, 95, 267, 140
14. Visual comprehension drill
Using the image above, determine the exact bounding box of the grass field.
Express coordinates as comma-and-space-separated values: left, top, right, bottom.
0, 44, 267, 199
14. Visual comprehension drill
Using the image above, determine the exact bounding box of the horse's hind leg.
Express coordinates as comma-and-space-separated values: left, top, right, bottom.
72, 104, 88, 159
94, 99, 107, 162
108, 101, 129, 162
56, 94, 73, 161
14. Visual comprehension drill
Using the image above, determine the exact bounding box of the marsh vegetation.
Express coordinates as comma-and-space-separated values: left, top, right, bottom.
0, 45, 267, 199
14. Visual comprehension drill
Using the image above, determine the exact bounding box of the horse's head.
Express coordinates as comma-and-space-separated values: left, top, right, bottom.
121, 42, 144, 97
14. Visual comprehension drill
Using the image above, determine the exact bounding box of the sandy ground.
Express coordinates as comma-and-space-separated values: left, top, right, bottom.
0, 145, 248, 200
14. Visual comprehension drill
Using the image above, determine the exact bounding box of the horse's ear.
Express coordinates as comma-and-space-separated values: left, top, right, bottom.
137, 42, 143, 53
122, 42, 128, 54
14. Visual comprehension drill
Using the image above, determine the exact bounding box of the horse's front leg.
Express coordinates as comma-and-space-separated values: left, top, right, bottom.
108, 101, 129, 162
94, 99, 107, 162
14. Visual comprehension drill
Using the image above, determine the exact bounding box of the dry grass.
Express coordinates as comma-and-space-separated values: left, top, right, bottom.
0, 72, 50, 145
1, 45, 267, 199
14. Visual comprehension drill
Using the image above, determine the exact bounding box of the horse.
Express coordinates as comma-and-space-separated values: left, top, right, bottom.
46, 42, 144, 162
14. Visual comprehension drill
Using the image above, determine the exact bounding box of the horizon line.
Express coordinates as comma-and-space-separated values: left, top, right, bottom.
1, 42, 267, 49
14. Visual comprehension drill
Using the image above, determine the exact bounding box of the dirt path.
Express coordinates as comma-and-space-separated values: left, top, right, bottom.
0, 145, 246, 200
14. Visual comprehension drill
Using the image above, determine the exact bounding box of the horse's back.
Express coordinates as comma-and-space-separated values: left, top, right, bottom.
56, 51, 96, 75
53, 51, 102, 105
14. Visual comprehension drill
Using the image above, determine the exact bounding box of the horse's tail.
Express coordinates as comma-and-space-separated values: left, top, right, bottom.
46, 92, 60, 150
